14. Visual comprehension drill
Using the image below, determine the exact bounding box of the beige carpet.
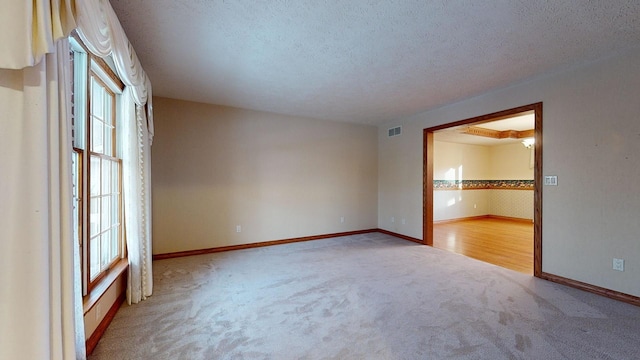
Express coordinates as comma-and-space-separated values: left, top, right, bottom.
89, 232, 640, 359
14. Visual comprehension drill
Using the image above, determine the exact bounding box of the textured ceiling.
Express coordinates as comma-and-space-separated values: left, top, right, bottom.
109, 1, 640, 125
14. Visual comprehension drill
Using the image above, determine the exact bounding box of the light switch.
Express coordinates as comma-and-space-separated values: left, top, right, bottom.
544, 175, 558, 186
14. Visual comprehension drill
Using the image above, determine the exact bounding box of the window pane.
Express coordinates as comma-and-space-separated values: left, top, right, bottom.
90, 235, 100, 279
90, 197, 100, 237
112, 194, 119, 225
101, 231, 111, 268
103, 96, 113, 155
91, 78, 103, 119
92, 119, 103, 153
112, 161, 119, 192
102, 159, 111, 194
101, 196, 111, 232
104, 95, 113, 126
110, 229, 118, 261
90, 156, 100, 196
104, 124, 113, 156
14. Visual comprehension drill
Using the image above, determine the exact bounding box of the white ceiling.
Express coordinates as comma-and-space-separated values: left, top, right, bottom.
109, 1, 640, 126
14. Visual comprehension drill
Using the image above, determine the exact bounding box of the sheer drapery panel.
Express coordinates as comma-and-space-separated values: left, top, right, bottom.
0, 40, 86, 360
123, 97, 154, 304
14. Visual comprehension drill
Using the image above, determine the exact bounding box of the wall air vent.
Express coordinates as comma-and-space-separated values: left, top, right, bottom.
388, 126, 402, 137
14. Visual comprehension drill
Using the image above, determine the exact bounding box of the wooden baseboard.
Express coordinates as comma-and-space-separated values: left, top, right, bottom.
153, 229, 379, 260
434, 214, 532, 224
433, 215, 488, 224
85, 290, 126, 356
376, 229, 423, 244
152, 229, 638, 308
540, 272, 640, 307
487, 215, 533, 223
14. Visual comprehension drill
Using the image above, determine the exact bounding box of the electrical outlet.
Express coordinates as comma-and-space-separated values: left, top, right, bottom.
613, 258, 624, 271
401, 218, 406, 224
236, 225, 242, 233
391, 217, 395, 223
340, 216, 345, 223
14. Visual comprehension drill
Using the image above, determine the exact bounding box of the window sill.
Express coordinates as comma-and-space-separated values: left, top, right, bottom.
83, 259, 129, 315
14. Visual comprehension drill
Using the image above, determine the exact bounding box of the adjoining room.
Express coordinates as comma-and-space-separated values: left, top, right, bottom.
432, 112, 536, 274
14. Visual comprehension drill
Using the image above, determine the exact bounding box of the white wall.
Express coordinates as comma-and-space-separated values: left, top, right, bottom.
152, 97, 379, 254
378, 48, 640, 297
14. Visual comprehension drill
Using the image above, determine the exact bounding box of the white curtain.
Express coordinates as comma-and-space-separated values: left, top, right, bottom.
122, 92, 154, 304
0, 0, 153, 357
75, 0, 155, 138
0, 39, 86, 360
0, 1, 77, 69
74, 0, 155, 304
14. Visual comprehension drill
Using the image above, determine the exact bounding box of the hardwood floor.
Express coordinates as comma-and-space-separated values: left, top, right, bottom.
433, 217, 533, 274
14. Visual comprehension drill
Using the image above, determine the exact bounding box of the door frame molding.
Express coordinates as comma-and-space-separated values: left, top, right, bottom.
423, 102, 543, 277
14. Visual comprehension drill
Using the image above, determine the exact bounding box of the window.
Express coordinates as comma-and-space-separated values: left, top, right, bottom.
70, 37, 125, 293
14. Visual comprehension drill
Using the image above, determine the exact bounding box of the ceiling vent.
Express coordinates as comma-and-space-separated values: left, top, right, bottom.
388, 126, 402, 137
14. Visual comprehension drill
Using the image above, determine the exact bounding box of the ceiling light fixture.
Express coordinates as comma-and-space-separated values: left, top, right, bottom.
522, 138, 535, 149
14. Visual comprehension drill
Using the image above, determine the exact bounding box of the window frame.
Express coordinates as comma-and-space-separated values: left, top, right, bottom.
70, 35, 127, 295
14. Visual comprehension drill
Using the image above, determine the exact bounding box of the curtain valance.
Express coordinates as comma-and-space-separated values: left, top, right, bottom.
76, 0, 154, 142
0, 0, 77, 69
0, 0, 154, 142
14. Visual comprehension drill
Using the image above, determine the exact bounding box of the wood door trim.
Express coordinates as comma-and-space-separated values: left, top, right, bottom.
423, 102, 543, 277
423, 131, 433, 245
533, 103, 543, 277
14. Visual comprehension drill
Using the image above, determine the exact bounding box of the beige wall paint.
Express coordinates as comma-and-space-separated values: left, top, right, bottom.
434, 141, 491, 180
433, 141, 533, 221
378, 48, 640, 297
152, 98, 378, 254
434, 141, 533, 181
84, 272, 126, 340
489, 143, 534, 180
433, 189, 534, 222
434, 190, 490, 221
433, 141, 490, 221
433, 188, 533, 222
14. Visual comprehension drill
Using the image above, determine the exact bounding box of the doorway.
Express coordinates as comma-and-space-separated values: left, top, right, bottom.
423, 103, 542, 277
